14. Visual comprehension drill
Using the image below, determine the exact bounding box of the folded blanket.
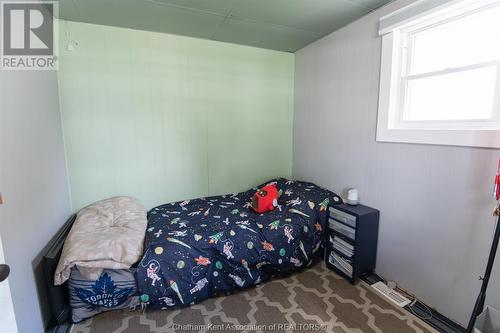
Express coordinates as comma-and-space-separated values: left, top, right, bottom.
54, 196, 147, 285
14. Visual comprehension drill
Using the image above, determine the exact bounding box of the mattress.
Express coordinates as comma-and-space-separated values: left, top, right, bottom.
136, 178, 342, 310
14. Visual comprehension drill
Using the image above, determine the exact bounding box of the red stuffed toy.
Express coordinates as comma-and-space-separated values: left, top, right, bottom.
251, 184, 279, 213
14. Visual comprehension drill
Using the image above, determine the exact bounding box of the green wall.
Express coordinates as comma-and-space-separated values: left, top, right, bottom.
58, 21, 294, 210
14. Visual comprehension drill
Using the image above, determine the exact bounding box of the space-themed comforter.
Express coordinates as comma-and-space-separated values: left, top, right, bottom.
136, 178, 342, 310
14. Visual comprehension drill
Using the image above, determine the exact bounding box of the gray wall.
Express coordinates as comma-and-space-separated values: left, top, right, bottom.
293, 0, 500, 326
0, 69, 71, 332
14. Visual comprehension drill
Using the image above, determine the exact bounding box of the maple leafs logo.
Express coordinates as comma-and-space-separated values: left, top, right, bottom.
75, 273, 134, 309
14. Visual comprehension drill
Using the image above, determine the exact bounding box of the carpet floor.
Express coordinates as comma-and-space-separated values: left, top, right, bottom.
71, 262, 437, 333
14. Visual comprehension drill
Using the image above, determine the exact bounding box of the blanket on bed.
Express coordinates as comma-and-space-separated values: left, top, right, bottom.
55, 196, 148, 285
136, 179, 342, 309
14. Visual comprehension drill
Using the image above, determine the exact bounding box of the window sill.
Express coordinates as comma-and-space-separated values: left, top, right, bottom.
375, 126, 500, 148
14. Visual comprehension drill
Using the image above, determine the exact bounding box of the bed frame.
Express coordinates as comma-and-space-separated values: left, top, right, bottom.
42, 214, 76, 330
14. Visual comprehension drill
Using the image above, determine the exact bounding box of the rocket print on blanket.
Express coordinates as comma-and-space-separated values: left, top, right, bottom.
268, 220, 280, 230
208, 232, 223, 244
241, 259, 253, 278
169, 280, 184, 304
261, 240, 275, 251
137, 178, 343, 311
194, 256, 211, 266
166, 237, 191, 249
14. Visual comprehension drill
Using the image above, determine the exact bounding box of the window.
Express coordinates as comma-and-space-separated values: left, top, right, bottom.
377, 0, 500, 148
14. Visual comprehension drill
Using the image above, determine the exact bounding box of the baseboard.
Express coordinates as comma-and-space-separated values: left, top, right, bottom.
360, 273, 465, 333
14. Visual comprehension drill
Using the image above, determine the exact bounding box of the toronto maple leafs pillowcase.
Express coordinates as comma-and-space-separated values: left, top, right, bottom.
68, 267, 140, 323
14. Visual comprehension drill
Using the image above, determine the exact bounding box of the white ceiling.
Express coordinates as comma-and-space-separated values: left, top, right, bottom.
52, 0, 392, 52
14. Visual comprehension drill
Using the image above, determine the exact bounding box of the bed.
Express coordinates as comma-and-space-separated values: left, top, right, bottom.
43, 178, 342, 326
136, 178, 342, 310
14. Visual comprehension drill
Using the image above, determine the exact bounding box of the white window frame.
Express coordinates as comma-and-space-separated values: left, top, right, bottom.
376, 0, 500, 148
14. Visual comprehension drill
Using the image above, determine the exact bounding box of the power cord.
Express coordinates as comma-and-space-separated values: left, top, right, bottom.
408, 298, 433, 321
388, 282, 434, 321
